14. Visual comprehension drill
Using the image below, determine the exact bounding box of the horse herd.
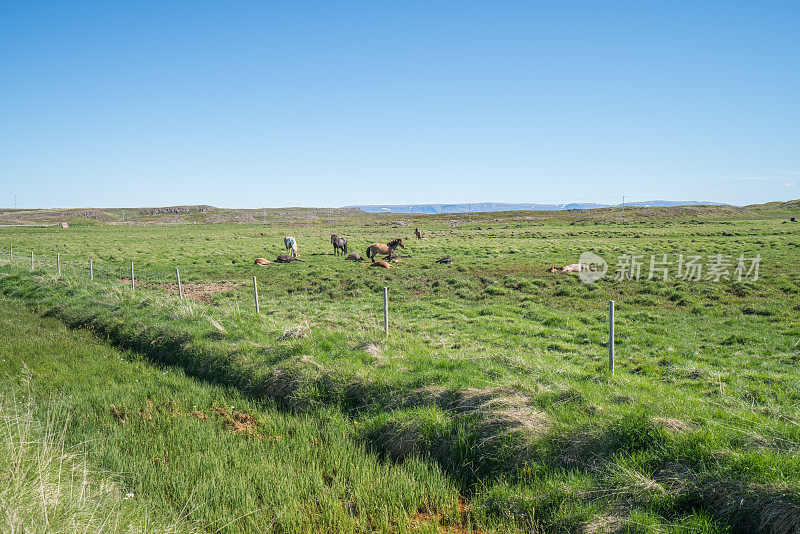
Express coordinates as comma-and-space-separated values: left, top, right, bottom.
254, 231, 584, 273
255, 234, 436, 269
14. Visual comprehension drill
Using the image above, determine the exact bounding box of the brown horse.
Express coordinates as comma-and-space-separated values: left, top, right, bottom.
366, 238, 403, 260
275, 254, 304, 263
414, 228, 422, 239
370, 260, 396, 269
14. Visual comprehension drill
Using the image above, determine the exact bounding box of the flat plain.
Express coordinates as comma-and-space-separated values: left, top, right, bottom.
1, 202, 799, 533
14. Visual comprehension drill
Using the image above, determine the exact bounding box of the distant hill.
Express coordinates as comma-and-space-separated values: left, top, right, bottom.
348, 201, 728, 214
2, 200, 796, 227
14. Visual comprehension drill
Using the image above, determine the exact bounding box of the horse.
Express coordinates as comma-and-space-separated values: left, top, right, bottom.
435, 257, 453, 264
331, 234, 348, 256
370, 260, 396, 269
549, 263, 591, 273
415, 228, 423, 239
366, 238, 404, 260
254, 258, 273, 266
284, 236, 298, 258
384, 252, 412, 262
275, 254, 304, 263
345, 252, 363, 261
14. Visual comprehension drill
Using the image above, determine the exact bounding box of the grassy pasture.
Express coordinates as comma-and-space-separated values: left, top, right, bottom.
1, 206, 800, 532
0, 297, 484, 533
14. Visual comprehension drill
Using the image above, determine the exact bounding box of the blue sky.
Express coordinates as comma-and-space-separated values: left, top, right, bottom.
1, 1, 798, 208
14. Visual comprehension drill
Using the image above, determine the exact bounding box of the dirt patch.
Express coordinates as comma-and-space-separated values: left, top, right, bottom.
117, 278, 241, 303
410, 503, 478, 534
131, 399, 270, 440
212, 405, 262, 438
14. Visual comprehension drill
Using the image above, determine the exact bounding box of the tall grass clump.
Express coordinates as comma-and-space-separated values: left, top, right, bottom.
0, 370, 200, 533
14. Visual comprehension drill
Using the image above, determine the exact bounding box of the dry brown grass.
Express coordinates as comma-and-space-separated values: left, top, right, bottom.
278, 322, 310, 340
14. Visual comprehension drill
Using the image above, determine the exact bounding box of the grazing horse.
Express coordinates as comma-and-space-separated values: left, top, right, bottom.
331, 234, 348, 256
366, 238, 404, 260
415, 228, 423, 239
284, 236, 298, 258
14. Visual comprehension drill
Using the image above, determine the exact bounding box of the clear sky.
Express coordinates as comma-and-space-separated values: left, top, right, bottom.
1, 1, 798, 208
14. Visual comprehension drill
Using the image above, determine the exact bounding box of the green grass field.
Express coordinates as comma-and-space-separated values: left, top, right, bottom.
1, 204, 800, 533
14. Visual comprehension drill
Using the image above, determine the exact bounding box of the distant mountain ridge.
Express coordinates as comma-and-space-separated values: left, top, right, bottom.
348, 201, 728, 214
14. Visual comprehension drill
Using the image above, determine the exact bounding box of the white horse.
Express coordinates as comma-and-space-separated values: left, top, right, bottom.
284, 236, 298, 258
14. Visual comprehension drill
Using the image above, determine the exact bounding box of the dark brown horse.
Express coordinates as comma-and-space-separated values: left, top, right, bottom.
415, 228, 422, 239
331, 234, 348, 256
366, 238, 403, 260
275, 254, 304, 263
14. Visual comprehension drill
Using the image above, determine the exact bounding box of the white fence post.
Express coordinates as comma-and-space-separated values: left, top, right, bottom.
383, 287, 389, 335
57, 254, 61, 275
30, 251, 34, 270
176, 268, 183, 299
253, 276, 260, 313
609, 300, 615, 374
89, 258, 93, 281
130, 261, 135, 291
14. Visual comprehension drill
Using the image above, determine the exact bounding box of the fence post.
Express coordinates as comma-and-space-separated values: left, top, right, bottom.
608, 300, 615, 374
30, 251, 34, 270
383, 287, 389, 335
130, 261, 135, 292
253, 276, 260, 313
176, 268, 183, 299
57, 254, 61, 275
89, 258, 93, 281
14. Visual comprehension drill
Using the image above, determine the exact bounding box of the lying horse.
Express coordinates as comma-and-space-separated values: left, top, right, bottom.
254, 258, 273, 266
284, 236, 298, 258
384, 252, 412, 261
435, 257, 453, 264
370, 260, 396, 269
549, 263, 591, 273
331, 234, 348, 256
275, 254, 304, 263
345, 252, 363, 261
366, 238, 403, 260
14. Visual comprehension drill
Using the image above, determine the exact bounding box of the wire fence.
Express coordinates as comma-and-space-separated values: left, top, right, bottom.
0, 246, 398, 338
0, 248, 213, 289
3, 243, 784, 387
0, 243, 628, 386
